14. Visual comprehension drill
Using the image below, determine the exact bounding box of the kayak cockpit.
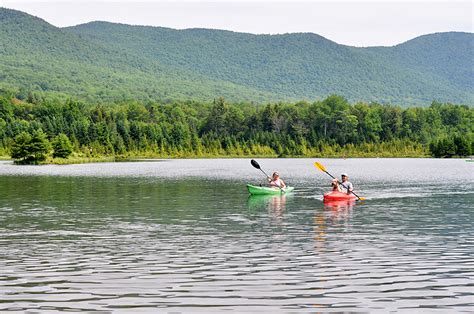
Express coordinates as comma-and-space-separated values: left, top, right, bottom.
323, 191, 357, 202
247, 184, 294, 195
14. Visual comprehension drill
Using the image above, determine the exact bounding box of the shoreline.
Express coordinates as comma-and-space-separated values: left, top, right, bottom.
3, 154, 473, 166
3, 152, 473, 165
23, 154, 429, 165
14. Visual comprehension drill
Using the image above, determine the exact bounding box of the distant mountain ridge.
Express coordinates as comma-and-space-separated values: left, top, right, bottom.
0, 8, 472, 105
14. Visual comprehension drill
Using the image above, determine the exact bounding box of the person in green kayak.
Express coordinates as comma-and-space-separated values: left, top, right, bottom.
268, 171, 286, 189
340, 173, 354, 194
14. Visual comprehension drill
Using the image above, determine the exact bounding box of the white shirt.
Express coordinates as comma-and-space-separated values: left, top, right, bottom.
340, 181, 353, 192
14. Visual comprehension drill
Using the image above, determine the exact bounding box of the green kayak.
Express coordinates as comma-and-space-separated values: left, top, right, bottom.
247, 184, 294, 195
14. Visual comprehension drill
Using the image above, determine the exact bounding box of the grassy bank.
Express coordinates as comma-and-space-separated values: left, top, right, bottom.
50, 150, 428, 164
0, 135, 435, 165
47, 156, 116, 165
5, 143, 430, 165
112, 141, 429, 160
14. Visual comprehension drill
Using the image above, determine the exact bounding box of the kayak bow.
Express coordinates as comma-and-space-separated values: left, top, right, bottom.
247, 184, 294, 195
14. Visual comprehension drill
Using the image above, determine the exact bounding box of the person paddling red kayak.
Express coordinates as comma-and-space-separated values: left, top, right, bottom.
325, 176, 357, 202
314, 162, 365, 201
340, 173, 353, 195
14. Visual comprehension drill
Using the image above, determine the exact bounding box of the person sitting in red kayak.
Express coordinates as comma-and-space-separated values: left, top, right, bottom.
340, 173, 354, 194
268, 172, 287, 189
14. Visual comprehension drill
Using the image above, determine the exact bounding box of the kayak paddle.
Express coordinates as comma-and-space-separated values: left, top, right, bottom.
250, 159, 284, 192
314, 161, 365, 201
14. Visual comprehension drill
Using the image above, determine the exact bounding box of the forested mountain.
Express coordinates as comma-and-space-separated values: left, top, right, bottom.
0, 8, 272, 102
366, 33, 473, 91
0, 8, 472, 105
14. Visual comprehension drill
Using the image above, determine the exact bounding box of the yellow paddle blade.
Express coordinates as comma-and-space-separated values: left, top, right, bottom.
314, 161, 326, 172
358, 197, 366, 201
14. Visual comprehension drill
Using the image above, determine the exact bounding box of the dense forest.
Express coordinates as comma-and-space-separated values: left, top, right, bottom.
1, 8, 473, 105
1, 92, 472, 163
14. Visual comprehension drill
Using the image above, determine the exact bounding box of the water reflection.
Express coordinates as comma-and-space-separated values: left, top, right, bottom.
314, 200, 357, 252
323, 200, 355, 221
323, 199, 355, 210
313, 211, 326, 252
247, 194, 288, 220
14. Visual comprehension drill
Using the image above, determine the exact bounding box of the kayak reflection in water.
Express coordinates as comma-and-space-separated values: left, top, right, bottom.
247, 194, 287, 217
340, 173, 354, 194
324, 199, 355, 212
268, 171, 286, 188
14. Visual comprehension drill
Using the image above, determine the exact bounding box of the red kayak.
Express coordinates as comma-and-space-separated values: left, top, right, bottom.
323, 191, 357, 202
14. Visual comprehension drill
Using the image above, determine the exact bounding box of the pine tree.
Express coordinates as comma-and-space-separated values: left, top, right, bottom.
52, 133, 73, 158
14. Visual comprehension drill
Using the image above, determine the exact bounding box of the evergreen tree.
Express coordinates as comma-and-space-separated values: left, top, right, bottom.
453, 135, 471, 157
28, 130, 51, 162
52, 133, 73, 158
11, 130, 51, 164
10, 132, 32, 162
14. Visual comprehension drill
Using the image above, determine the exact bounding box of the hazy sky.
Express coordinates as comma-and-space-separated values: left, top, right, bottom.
1, 0, 472, 46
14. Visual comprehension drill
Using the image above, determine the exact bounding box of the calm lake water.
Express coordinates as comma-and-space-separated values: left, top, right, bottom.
0, 158, 472, 313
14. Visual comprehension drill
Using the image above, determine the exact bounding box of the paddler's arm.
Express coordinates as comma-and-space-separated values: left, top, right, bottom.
346, 182, 354, 194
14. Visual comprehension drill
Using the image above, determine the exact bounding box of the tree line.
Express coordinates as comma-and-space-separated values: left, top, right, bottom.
0, 93, 472, 163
